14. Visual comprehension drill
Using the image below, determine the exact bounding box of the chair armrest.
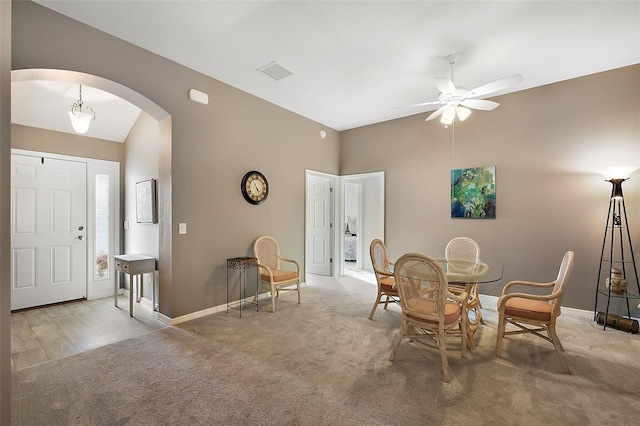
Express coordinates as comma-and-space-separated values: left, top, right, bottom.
256, 262, 274, 280
501, 280, 555, 295
447, 290, 469, 306
278, 255, 300, 273
377, 270, 393, 277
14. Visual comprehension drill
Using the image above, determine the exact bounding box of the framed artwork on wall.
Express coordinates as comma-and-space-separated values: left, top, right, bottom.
136, 178, 157, 224
451, 166, 496, 219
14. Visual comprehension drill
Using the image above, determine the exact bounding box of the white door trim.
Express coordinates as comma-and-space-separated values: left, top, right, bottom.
340, 171, 385, 275
12, 149, 120, 301
305, 170, 339, 280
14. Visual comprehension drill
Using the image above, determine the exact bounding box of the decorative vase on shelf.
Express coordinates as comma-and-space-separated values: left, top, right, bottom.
606, 268, 627, 294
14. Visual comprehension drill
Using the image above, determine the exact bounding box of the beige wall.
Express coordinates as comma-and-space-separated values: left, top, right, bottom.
12, 1, 340, 318
0, 0, 10, 421
124, 111, 160, 301
11, 124, 126, 163
10, 1, 639, 321
341, 65, 640, 315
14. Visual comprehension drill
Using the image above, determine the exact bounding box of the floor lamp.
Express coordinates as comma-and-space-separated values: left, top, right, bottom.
594, 177, 640, 332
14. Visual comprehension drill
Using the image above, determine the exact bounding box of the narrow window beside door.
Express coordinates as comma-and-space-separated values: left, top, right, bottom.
95, 174, 110, 279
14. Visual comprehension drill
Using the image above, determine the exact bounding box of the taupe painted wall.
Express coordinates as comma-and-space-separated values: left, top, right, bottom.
124, 111, 160, 300
0, 0, 11, 421
10, 1, 639, 321
12, 1, 340, 318
11, 124, 126, 164
341, 65, 640, 315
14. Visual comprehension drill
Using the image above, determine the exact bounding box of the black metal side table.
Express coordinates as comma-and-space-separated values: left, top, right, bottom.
226, 257, 258, 317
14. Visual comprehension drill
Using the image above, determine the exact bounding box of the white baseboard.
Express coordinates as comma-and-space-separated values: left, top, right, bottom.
155, 284, 630, 326
166, 281, 307, 325
479, 294, 637, 321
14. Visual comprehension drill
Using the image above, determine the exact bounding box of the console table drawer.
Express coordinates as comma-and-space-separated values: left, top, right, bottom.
115, 257, 155, 275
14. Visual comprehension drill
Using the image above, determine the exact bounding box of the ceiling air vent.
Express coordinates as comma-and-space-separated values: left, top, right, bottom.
257, 61, 293, 81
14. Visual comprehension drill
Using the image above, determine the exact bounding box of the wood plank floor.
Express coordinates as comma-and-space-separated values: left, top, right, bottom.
11, 294, 167, 371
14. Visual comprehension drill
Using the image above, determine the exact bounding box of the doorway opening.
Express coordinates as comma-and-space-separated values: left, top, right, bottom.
340, 172, 384, 284
10, 150, 120, 310
304, 170, 384, 284
10, 68, 172, 317
305, 170, 337, 279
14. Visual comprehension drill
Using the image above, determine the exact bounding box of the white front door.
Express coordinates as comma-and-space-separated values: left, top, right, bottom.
11, 154, 87, 310
306, 173, 333, 276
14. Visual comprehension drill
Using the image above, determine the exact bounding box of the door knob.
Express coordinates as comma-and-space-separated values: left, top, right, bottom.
78, 226, 84, 231
75, 235, 84, 240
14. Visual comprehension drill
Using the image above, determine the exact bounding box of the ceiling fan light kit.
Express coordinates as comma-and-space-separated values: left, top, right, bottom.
68, 84, 96, 134
417, 54, 522, 126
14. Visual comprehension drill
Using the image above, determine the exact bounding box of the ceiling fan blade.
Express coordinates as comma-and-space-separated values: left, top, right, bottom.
435, 77, 456, 94
461, 99, 500, 111
464, 74, 523, 99
425, 105, 448, 121
404, 100, 444, 108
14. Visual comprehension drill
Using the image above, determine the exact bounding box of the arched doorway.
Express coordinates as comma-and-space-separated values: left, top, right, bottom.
11, 69, 173, 315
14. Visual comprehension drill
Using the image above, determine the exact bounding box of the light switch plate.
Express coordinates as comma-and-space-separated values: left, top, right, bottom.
179, 223, 187, 234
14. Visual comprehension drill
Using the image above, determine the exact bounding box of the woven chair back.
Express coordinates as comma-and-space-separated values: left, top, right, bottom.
370, 239, 392, 275
394, 253, 449, 322
445, 237, 480, 273
254, 236, 280, 269
550, 251, 575, 315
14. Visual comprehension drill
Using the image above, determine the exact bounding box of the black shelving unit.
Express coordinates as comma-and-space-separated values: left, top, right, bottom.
593, 178, 640, 330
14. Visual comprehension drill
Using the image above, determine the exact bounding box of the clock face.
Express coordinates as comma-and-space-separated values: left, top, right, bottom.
241, 171, 269, 205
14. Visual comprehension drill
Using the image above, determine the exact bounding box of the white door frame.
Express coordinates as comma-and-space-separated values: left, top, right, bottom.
340, 171, 385, 275
305, 170, 339, 280
11, 149, 120, 301
343, 180, 362, 269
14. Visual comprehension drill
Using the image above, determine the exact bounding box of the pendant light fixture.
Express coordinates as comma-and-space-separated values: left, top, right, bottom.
68, 84, 95, 134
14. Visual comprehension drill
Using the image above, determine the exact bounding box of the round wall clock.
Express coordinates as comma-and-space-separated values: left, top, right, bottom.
241, 170, 269, 205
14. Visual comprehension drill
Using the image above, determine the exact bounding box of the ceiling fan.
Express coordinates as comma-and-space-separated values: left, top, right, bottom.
414, 54, 522, 126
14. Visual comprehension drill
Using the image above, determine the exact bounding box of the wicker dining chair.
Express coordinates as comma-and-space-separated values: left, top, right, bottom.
253, 236, 301, 313
445, 237, 484, 348
368, 239, 399, 320
389, 253, 468, 383
495, 251, 575, 374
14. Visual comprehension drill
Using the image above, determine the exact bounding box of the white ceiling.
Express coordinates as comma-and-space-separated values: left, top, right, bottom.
12, 80, 141, 142
14, 1, 640, 140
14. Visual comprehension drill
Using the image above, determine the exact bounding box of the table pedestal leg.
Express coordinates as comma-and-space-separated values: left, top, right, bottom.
464, 283, 482, 351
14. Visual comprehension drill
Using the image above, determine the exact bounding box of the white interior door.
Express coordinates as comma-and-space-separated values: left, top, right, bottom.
306, 173, 333, 276
11, 154, 87, 310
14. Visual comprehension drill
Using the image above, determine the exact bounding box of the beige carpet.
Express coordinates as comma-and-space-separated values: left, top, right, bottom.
12, 274, 640, 425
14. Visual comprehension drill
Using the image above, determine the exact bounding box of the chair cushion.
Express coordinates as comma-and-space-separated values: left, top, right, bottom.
261, 269, 298, 283
380, 276, 396, 292
406, 299, 461, 325
505, 297, 552, 322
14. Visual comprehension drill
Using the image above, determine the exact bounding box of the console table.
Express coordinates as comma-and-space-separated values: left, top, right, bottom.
114, 254, 156, 317
226, 257, 258, 317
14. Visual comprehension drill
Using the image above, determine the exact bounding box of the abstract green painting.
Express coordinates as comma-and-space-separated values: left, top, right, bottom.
451, 166, 496, 219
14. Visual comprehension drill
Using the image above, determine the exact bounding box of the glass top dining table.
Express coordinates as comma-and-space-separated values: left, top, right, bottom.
433, 258, 504, 284
434, 257, 504, 351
